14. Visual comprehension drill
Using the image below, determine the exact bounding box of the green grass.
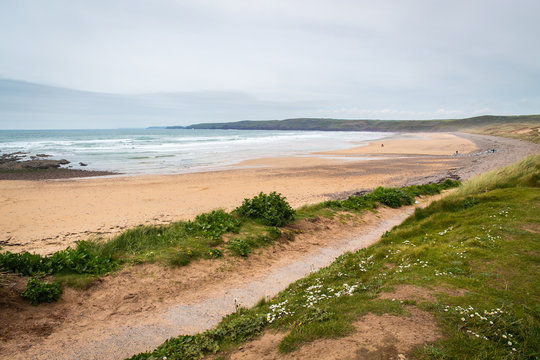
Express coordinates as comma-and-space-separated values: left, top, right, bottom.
449, 153, 540, 197
466, 122, 540, 144
125, 154, 539, 359
183, 115, 540, 133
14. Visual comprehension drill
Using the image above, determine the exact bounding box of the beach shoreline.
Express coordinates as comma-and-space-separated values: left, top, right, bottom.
1, 132, 538, 255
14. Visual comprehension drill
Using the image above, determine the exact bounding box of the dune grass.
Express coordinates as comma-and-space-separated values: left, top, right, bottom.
127, 154, 540, 360
466, 122, 540, 144
449, 153, 540, 198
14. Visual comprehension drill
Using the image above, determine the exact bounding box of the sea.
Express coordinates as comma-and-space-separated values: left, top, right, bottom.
0, 129, 391, 175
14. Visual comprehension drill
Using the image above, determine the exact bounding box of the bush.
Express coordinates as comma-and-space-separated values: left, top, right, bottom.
227, 238, 252, 257
22, 277, 62, 305
47, 241, 117, 274
369, 186, 415, 208
188, 209, 241, 240
268, 226, 282, 239
0, 241, 117, 277
235, 192, 295, 226
0, 252, 43, 276
341, 195, 376, 210
207, 248, 223, 259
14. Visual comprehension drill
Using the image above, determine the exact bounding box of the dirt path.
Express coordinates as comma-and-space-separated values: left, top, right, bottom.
2, 198, 440, 360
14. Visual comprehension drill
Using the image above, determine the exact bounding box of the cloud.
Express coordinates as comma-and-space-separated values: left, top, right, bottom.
312, 107, 466, 120
0, 1, 539, 128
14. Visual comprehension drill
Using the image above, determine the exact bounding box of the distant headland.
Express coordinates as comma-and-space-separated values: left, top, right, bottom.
165, 114, 540, 133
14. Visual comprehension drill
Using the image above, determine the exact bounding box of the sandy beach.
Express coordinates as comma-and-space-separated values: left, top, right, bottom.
0, 132, 537, 255
1, 131, 539, 360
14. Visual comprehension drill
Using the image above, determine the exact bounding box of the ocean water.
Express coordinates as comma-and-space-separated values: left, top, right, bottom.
0, 129, 391, 175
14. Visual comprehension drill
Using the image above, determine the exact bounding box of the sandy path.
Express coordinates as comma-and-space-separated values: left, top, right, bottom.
11, 201, 428, 360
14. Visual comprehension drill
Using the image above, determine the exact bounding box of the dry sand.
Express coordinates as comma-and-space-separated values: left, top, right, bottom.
1, 132, 538, 255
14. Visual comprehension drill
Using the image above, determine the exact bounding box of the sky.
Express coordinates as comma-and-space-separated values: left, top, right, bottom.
1, 0, 540, 129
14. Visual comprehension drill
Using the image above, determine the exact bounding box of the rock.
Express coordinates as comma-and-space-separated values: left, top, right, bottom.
79, 162, 88, 167
0, 152, 73, 171
352, 190, 371, 197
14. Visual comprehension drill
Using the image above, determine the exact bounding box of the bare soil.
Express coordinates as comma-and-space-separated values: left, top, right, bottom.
216, 307, 440, 360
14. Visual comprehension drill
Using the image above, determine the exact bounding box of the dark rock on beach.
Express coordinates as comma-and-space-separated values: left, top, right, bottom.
0, 152, 70, 171
0, 152, 117, 180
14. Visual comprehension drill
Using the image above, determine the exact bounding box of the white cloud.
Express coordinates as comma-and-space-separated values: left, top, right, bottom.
313, 107, 466, 120
0, 0, 539, 127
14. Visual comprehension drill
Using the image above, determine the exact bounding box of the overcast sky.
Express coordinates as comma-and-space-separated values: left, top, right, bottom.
1, 0, 540, 129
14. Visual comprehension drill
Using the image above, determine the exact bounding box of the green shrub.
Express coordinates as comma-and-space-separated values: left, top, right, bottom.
268, 226, 282, 239
214, 312, 267, 342
369, 186, 415, 208
188, 209, 241, 240
227, 238, 252, 257
439, 179, 461, 189
47, 241, 117, 274
22, 277, 62, 305
207, 248, 223, 259
0, 241, 117, 277
0, 251, 43, 276
462, 197, 480, 209
341, 195, 376, 210
235, 192, 295, 226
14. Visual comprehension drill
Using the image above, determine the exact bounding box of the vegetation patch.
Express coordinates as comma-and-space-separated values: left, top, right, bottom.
21, 277, 63, 306
1, 182, 458, 307
124, 155, 539, 359
128, 309, 267, 360
0, 240, 117, 276
234, 191, 296, 226
323, 179, 459, 212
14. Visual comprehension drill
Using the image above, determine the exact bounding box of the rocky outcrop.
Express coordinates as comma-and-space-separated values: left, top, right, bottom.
0, 152, 70, 171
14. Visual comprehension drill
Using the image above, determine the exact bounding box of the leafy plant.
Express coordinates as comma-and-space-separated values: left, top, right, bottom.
0, 240, 117, 277
370, 186, 415, 208
188, 209, 241, 240
0, 251, 43, 276
235, 192, 295, 226
22, 277, 62, 305
227, 238, 252, 257
207, 248, 223, 259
